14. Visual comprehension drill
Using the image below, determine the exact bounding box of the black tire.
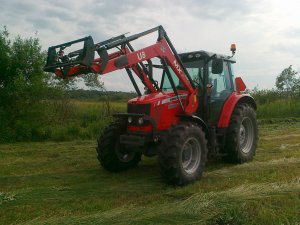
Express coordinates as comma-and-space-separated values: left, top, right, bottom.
225, 103, 258, 163
158, 122, 208, 186
96, 120, 141, 172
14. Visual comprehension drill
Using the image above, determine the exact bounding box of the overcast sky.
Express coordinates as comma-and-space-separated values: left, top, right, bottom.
1, 0, 300, 91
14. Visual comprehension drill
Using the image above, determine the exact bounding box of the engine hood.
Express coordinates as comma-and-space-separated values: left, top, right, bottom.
128, 90, 189, 105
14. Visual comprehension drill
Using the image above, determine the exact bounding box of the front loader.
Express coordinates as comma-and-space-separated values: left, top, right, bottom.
44, 26, 258, 185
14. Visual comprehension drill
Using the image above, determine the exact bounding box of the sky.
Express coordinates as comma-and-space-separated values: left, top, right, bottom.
1, 0, 300, 92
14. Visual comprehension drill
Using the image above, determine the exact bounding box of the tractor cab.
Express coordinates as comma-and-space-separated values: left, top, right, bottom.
161, 51, 236, 125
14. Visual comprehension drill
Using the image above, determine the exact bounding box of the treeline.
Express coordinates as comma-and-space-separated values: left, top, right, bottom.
250, 65, 300, 119
251, 89, 300, 119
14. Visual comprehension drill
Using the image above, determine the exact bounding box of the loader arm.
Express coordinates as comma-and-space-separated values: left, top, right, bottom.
44, 26, 198, 114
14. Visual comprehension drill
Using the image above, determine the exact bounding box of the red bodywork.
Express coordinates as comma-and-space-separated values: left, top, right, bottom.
127, 90, 189, 132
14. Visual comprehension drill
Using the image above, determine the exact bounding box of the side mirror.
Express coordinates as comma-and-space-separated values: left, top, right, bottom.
212, 58, 223, 74
235, 77, 246, 93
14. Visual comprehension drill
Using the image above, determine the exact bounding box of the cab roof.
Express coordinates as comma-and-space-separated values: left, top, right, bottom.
179, 50, 236, 63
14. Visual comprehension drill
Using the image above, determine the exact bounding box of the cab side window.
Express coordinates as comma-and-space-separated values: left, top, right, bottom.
209, 61, 232, 99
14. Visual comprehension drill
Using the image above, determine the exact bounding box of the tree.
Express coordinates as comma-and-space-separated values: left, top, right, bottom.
0, 27, 11, 88
0, 27, 48, 141
275, 65, 299, 93
0, 26, 106, 142
82, 74, 104, 91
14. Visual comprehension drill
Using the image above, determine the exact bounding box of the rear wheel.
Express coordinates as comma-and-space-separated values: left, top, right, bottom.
225, 103, 258, 163
96, 120, 141, 172
158, 122, 208, 186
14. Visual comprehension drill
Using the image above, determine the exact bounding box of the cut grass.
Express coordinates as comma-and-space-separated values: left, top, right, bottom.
0, 122, 300, 225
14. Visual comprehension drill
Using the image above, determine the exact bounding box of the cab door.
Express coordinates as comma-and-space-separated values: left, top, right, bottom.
208, 61, 234, 125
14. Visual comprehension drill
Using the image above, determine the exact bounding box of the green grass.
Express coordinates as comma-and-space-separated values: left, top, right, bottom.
0, 122, 300, 225
257, 99, 300, 119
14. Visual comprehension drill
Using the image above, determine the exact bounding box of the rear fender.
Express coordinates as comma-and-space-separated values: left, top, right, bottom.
217, 93, 256, 128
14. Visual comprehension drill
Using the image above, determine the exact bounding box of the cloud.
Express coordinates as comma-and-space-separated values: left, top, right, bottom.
272, 43, 300, 58
186, 0, 256, 21
1, 0, 300, 90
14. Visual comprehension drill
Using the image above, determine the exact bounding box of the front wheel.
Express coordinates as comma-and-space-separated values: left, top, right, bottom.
158, 122, 208, 186
225, 103, 258, 163
96, 120, 141, 172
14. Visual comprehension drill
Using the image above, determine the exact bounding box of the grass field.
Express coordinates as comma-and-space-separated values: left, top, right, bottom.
0, 122, 299, 225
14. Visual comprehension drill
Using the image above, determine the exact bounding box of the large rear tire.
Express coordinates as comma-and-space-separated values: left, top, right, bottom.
96, 120, 141, 172
158, 122, 208, 186
225, 103, 258, 163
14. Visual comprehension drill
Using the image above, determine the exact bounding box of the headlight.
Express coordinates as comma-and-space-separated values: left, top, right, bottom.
128, 116, 133, 124
138, 117, 144, 125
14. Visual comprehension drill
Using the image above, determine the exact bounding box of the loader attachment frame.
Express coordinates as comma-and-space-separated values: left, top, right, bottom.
44, 36, 95, 72
44, 34, 128, 73
44, 26, 198, 114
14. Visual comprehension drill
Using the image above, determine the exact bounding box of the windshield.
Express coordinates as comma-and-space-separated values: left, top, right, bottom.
161, 60, 204, 91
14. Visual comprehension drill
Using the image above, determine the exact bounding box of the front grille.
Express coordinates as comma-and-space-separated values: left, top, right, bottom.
127, 103, 151, 115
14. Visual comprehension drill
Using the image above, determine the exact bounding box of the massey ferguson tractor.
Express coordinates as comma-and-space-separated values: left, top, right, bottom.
44, 26, 258, 185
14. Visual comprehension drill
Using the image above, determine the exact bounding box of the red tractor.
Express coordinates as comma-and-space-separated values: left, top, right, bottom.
44, 26, 258, 185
